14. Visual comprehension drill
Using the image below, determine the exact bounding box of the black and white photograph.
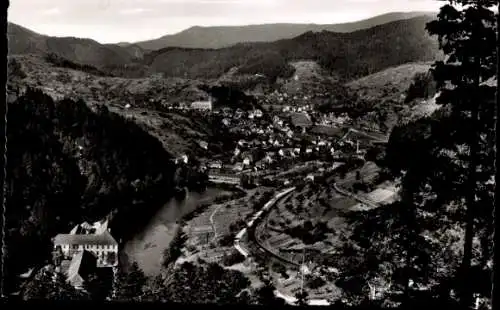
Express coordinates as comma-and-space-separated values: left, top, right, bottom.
0, 0, 499, 308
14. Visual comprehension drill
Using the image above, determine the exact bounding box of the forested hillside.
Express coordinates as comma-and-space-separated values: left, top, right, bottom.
141, 16, 440, 82
9, 16, 441, 85
4, 88, 177, 293
131, 12, 433, 50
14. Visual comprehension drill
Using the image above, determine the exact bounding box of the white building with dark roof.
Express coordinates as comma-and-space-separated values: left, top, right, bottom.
53, 231, 118, 267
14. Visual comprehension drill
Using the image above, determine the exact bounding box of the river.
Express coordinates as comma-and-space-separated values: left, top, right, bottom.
121, 187, 231, 276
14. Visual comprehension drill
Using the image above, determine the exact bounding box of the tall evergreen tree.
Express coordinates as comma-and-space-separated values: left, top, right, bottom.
114, 262, 147, 301
425, 1, 497, 307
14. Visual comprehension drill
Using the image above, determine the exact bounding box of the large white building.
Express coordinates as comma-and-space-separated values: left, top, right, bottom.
191, 98, 213, 111
53, 231, 119, 267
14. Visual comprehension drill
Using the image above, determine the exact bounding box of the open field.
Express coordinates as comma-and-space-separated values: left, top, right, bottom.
349, 183, 399, 211
346, 62, 432, 102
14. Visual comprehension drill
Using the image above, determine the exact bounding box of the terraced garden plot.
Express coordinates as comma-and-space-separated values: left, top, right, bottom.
266, 232, 301, 249
267, 208, 296, 231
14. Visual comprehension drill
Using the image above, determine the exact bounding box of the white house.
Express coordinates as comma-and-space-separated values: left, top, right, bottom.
243, 158, 251, 166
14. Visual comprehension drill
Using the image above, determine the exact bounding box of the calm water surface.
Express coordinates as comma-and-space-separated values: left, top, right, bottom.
122, 187, 229, 276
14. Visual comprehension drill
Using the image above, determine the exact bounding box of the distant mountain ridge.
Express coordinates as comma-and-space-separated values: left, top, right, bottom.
7, 23, 146, 68
139, 16, 440, 82
8, 13, 441, 84
127, 11, 436, 50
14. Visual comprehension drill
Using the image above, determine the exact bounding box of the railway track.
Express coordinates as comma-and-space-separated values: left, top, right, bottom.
233, 187, 298, 267
251, 192, 301, 267
234, 187, 336, 305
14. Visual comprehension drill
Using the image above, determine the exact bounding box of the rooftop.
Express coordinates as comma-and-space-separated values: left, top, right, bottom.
66, 250, 97, 287
54, 231, 118, 246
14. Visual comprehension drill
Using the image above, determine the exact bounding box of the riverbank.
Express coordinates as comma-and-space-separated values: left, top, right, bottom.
121, 186, 242, 276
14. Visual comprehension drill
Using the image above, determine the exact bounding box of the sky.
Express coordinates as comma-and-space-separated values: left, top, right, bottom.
9, 0, 442, 44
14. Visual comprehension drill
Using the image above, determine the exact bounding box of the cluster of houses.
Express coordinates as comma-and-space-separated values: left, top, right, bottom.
199, 102, 377, 187
281, 104, 313, 113
162, 97, 378, 189
217, 107, 264, 121
319, 112, 351, 126
51, 219, 119, 289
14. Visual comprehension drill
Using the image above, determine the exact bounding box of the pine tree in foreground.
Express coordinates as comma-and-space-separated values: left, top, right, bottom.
424, 1, 497, 308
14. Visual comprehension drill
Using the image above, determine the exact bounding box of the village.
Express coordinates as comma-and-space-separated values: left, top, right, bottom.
155, 95, 400, 304
167, 95, 387, 190
21, 93, 397, 302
